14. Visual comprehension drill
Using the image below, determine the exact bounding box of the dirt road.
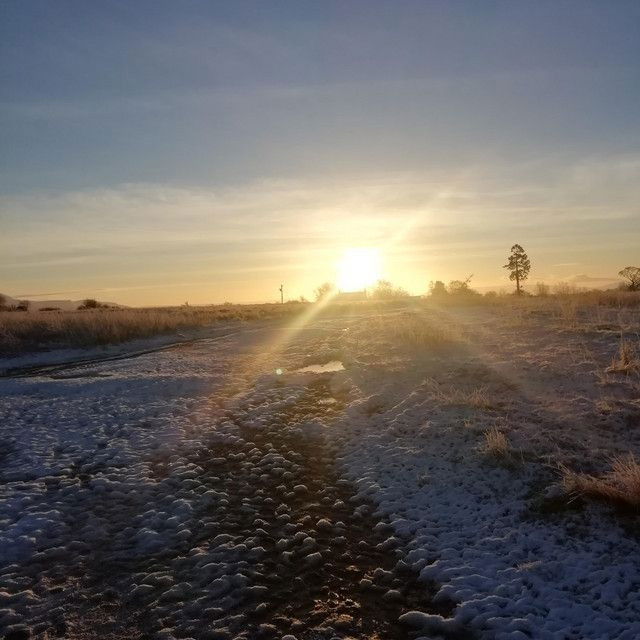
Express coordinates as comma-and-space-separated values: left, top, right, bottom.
0, 315, 453, 640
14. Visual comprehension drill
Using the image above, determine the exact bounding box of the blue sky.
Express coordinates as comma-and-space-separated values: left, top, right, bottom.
1, 1, 639, 304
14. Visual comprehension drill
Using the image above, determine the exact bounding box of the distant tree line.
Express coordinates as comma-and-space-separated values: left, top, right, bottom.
312, 244, 640, 302
314, 279, 410, 301
0, 296, 115, 312
0, 295, 30, 312
619, 266, 640, 291
432, 245, 639, 297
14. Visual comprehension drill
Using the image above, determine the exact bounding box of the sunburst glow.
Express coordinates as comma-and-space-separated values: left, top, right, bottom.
337, 247, 382, 292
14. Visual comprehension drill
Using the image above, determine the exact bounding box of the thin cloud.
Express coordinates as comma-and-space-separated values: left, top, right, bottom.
2, 156, 638, 304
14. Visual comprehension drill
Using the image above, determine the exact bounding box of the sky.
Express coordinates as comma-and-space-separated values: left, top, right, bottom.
1, 0, 639, 305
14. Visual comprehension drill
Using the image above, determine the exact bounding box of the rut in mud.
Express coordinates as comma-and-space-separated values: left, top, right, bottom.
182, 379, 458, 639
1, 376, 460, 640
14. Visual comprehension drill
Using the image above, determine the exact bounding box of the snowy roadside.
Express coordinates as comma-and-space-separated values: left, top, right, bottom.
0, 321, 265, 377
328, 307, 640, 640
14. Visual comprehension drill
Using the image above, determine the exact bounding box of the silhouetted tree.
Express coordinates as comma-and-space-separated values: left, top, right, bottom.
429, 280, 448, 297
79, 298, 99, 310
448, 274, 478, 295
504, 244, 530, 295
314, 282, 334, 301
0, 294, 6, 311
371, 279, 409, 300
618, 266, 640, 291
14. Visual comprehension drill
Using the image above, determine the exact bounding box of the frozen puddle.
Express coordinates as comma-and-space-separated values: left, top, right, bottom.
294, 360, 345, 374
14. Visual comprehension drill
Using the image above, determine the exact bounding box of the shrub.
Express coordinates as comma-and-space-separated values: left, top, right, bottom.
428, 280, 448, 297
371, 280, 410, 300
535, 282, 550, 296
78, 298, 100, 310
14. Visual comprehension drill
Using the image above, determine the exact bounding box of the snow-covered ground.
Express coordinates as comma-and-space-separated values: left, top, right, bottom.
1, 304, 639, 639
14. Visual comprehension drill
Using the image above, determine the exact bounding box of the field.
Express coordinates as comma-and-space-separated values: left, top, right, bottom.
0, 303, 308, 356
1, 295, 640, 639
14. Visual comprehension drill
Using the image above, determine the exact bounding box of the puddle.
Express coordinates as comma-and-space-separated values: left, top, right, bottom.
49, 371, 113, 380
294, 360, 345, 374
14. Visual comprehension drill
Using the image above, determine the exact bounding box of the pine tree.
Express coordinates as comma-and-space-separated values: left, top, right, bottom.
504, 244, 530, 295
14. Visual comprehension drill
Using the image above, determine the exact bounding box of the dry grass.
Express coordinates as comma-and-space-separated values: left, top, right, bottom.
423, 379, 493, 409
595, 397, 616, 414
0, 303, 307, 355
561, 454, 640, 507
606, 337, 639, 374
429, 289, 640, 310
542, 290, 640, 311
375, 313, 463, 347
481, 426, 520, 468
484, 426, 510, 458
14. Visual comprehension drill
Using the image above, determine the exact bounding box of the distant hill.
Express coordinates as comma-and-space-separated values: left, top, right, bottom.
0, 293, 124, 311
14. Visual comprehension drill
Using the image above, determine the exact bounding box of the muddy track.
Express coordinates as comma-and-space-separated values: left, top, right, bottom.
187, 376, 459, 639
3, 375, 462, 640
0, 328, 243, 379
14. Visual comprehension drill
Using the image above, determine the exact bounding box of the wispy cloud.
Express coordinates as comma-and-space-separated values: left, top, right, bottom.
2, 155, 638, 302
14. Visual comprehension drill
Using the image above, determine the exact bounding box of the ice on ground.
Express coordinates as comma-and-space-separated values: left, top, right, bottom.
294, 360, 345, 374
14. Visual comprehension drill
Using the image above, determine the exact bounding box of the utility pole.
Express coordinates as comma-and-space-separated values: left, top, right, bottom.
279, 284, 284, 304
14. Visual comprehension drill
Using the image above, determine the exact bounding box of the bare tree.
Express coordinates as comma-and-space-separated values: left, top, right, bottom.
448, 274, 477, 295
619, 266, 640, 291
314, 282, 334, 301
504, 244, 530, 295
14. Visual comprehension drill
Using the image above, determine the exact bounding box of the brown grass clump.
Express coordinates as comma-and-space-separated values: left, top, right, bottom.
392, 316, 462, 346
423, 379, 493, 409
561, 454, 640, 507
365, 313, 462, 348
606, 337, 639, 374
484, 426, 510, 458
481, 426, 521, 469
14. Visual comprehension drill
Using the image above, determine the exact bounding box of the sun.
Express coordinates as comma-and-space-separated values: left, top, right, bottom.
337, 247, 382, 292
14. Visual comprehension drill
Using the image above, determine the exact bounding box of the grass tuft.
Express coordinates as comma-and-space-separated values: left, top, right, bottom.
484, 426, 510, 458
606, 337, 639, 374
561, 454, 640, 507
424, 379, 493, 409
481, 426, 520, 468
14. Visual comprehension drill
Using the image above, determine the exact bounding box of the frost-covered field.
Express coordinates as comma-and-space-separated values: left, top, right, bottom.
1, 302, 640, 640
